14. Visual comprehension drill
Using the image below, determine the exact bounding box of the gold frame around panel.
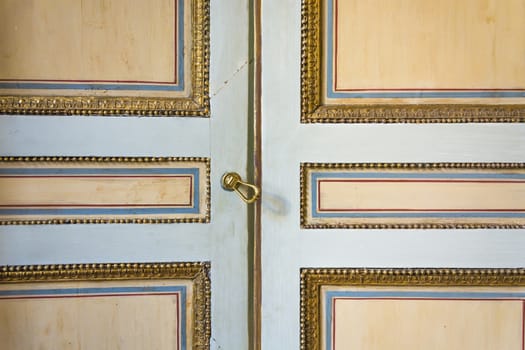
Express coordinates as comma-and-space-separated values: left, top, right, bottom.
0, 262, 211, 350
300, 0, 525, 123
300, 268, 525, 350
300, 162, 525, 229
0, 156, 210, 225
0, 0, 210, 117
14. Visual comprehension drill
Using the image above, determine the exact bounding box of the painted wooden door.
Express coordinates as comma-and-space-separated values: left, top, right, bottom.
260, 0, 525, 349
2, 1, 525, 349
0, 0, 250, 349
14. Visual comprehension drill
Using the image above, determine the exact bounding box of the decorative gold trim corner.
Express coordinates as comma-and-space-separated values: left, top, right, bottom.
300, 268, 525, 350
0, 0, 210, 117
0, 262, 211, 350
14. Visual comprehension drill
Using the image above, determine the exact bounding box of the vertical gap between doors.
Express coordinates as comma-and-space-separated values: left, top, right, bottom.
247, 0, 262, 349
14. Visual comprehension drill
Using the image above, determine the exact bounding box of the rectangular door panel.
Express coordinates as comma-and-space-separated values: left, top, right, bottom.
0, 157, 209, 224
301, 0, 525, 122
301, 268, 525, 350
0, 262, 210, 350
301, 162, 525, 229
0, 0, 210, 116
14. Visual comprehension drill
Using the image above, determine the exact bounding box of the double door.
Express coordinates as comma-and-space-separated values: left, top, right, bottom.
1, 0, 524, 349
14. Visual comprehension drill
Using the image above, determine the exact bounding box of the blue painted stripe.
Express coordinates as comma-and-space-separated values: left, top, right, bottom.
325, 0, 525, 99
0, 207, 199, 215
0, 82, 184, 91
0, 167, 201, 215
326, 0, 336, 100
0, 285, 187, 349
314, 212, 525, 219
192, 168, 200, 214
312, 171, 525, 180
325, 290, 525, 350
0, 285, 185, 297
0, 0, 184, 93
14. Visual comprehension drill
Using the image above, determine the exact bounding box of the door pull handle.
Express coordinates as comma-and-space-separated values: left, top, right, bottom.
221, 172, 260, 204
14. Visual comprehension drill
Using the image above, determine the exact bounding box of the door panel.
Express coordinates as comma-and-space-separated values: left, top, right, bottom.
0, 263, 210, 350
301, 0, 525, 123
301, 162, 525, 229
301, 268, 525, 350
0, 157, 210, 224
261, 0, 525, 348
0, 0, 250, 349
0, 0, 210, 116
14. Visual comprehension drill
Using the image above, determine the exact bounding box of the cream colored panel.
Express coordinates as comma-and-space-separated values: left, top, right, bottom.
320, 182, 524, 210
0, 157, 210, 224
0, 0, 210, 116
302, 163, 525, 228
0, 0, 176, 82
334, 0, 525, 90
0, 262, 211, 350
301, 269, 525, 350
0, 177, 192, 206
301, 0, 525, 122
0, 284, 184, 350
332, 299, 522, 350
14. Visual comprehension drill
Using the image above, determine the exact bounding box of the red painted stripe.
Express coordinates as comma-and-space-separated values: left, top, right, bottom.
334, 297, 525, 302
319, 179, 525, 183
0, 175, 192, 179
318, 208, 525, 212
331, 0, 525, 94
0, 292, 181, 300
2, 0, 178, 86
0, 78, 176, 84
335, 87, 525, 92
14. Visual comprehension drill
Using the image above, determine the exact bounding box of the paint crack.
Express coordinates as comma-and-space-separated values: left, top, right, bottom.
211, 59, 252, 99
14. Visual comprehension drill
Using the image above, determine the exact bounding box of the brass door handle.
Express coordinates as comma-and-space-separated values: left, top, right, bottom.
221, 172, 260, 204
